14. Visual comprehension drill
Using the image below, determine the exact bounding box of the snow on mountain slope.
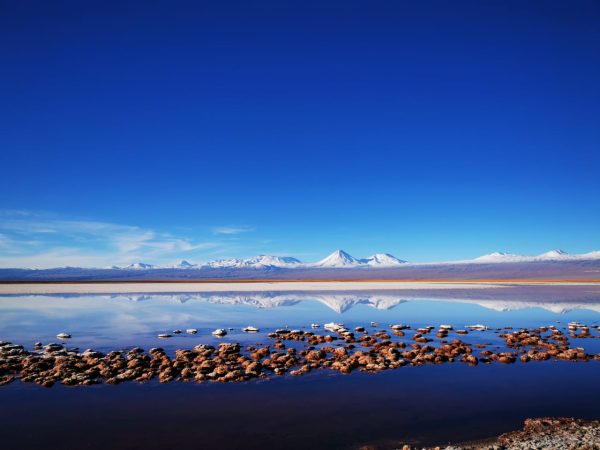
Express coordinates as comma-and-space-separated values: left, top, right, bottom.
472, 249, 600, 264
536, 250, 570, 260
313, 250, 362, 267
473, 252, 528, 263
361, 253, 406, 266
123, 262, 157, 270
208, 255, 301, 269
581, 251, 600, 260
241, 255, 302, 268
173, 260, 197, 269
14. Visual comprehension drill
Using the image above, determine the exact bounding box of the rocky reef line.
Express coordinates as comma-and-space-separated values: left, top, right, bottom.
1, 322, 599, 387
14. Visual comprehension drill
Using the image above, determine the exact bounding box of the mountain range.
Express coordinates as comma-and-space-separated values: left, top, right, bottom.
112, 250, 408, 270
2, 249, 600, 281
113, 248, 599, 270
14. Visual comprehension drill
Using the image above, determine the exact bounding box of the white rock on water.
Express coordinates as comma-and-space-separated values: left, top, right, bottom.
212, 329, 227, 336
324, 322, 344, 332
157, 333, 172, 339
466, 324, 487, 331
186, 329, 198, 334
439, 325, 453, 330
390, 324, 409, 331
311, 323, 320, 328
242, 326, 259, 332
172, 330, 182, 334
56, 333, 71, 339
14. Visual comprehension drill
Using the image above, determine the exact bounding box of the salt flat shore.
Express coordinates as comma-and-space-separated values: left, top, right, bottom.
0, 280, 598, 295
392, 418, 600, 450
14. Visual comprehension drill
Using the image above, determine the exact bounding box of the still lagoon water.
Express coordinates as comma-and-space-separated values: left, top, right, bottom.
1, 286, 599, 449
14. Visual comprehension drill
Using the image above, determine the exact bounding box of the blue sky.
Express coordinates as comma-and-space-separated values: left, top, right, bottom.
1, 1, 599, 268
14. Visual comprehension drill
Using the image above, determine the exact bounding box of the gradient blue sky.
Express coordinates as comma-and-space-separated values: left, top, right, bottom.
1, 0, 599, 268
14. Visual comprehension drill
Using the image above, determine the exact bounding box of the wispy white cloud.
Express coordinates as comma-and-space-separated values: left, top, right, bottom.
0, 248, 117, 269
0, 211, 225, 268
212, 225, 255, 235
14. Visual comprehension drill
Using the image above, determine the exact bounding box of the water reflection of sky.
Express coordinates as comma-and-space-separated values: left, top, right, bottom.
0, 292, 600, 349
0, 291, 599, 354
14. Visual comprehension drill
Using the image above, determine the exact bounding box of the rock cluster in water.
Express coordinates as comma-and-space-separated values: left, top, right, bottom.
0, 322, 598, 387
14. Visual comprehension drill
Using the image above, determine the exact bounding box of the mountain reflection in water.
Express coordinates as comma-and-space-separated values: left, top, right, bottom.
0, 285, 598, 350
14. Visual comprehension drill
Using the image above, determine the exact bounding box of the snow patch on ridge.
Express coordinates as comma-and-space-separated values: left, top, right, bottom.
473, 252, 528, 263
123, 262, 157, 270
361, 253, 407, 266
207, 255, 301, 269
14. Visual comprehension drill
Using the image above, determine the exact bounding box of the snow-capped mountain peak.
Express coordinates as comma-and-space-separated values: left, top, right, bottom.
473, 252, 526, 263
314, 250, 361, 267
537, 249, 569, 260
361, 253, 406, 266
174, 260, 196, 269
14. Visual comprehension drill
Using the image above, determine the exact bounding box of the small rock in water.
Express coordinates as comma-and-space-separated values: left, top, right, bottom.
186, 329, 198, 334
44, 343, 64, 352
324, 322, 344, 332
212, 329, 227, 337
370, 321, 378, 327
172, 330, 182, 334
34, 342, 43, 348
157, 334, 172, 339
311, 323, 320, 328
439, 324, 453, 330
242, 326, 259, 332
466, 324, 487, 331
56, 333, 71, 339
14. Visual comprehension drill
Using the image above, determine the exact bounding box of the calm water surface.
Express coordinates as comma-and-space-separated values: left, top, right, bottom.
1, 288, 599, 449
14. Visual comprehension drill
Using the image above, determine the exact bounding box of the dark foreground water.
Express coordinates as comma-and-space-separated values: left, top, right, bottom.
1, 287, 599, 449
1, 364, 599, 449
